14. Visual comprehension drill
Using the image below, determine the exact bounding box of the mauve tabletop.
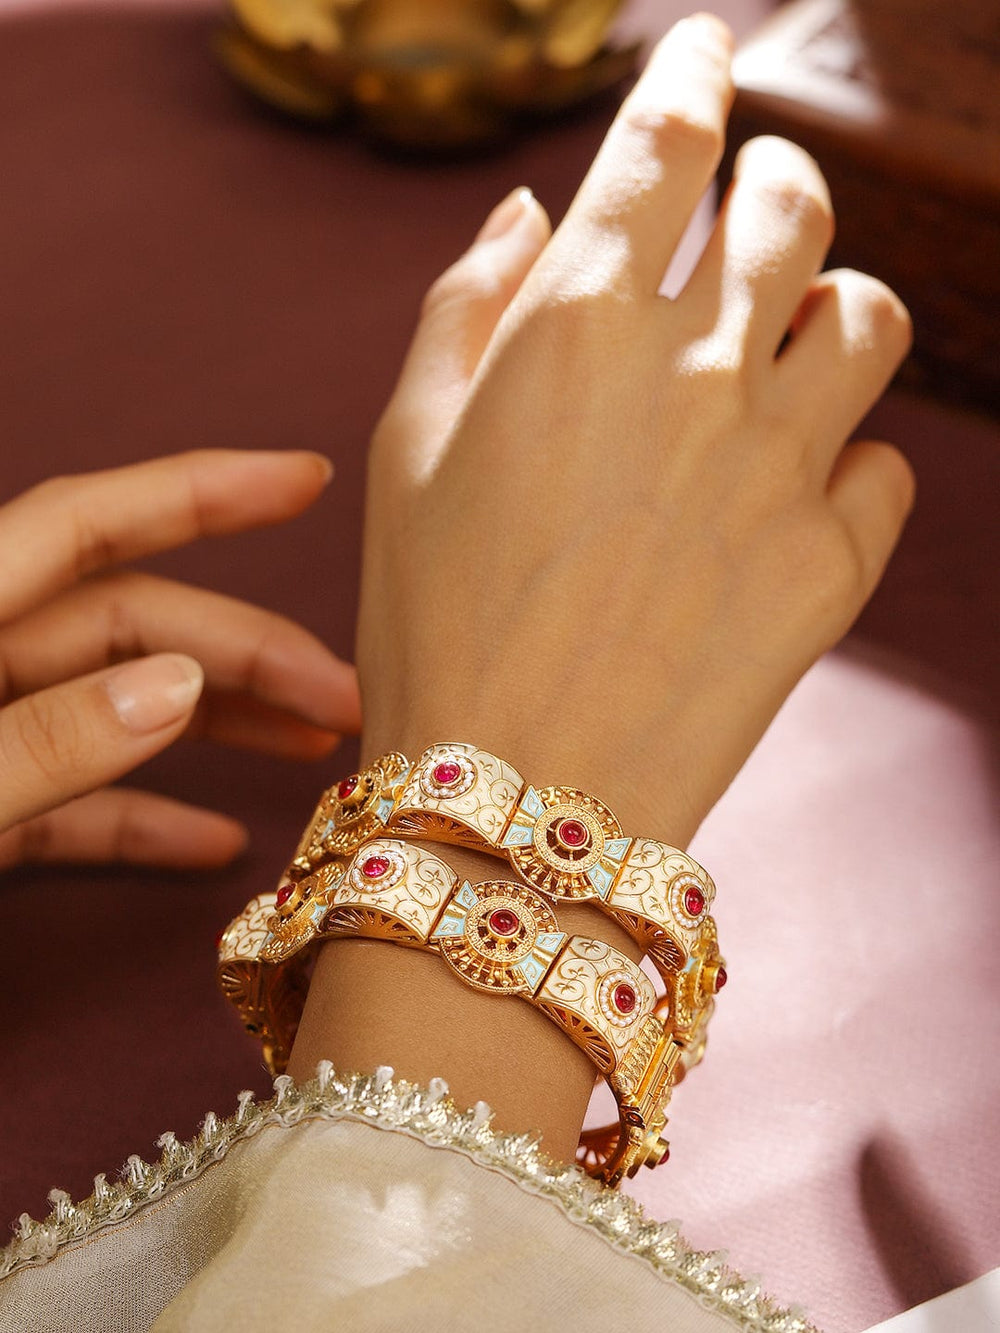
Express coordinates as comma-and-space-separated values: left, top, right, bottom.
0, 3, 997, 1330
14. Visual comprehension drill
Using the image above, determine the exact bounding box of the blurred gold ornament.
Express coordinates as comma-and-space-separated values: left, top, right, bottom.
214, 0, 638, 149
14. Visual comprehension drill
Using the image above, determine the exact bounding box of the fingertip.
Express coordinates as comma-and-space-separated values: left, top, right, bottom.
307, 452, 335, 487
473, 187, 550, 255
879, 440, 917, 520
253, 449, 334, 488
171, 809, 250, 868
671, 12, 734, 56
207, 818, 251, 865
106, 653, 204, 735
298, 728, 344, 760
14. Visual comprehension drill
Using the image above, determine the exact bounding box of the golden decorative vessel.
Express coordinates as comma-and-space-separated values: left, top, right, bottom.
215, 0, 638, 148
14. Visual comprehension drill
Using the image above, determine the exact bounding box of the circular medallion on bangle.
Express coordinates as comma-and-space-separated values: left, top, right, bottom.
437, 879, 559, 994
286, 751, 411, 880
505, 786, 628, 900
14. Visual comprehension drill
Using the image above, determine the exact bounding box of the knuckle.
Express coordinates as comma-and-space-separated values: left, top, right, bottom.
621, 100, 724, 163
756, 176, 833, 239
738, 136, 834, 237
15, 690, 92, 780
818, 526, 868, 616
420, 255, 498, 319
835, 269, 914, 350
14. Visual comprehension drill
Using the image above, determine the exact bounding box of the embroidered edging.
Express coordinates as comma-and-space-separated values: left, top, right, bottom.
1, 1062, 821, 1332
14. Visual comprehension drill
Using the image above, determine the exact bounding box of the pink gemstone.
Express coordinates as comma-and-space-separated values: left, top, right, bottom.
557, 818, 588, 848
613, 983, 637, 1014
276, 883, 295, 907
432, 760, 462, 786
489, 908, 519, 936
715, 966, 728, 992
337, 774, 359, 801
362, 854, 390, 879
683, 886, 706, 917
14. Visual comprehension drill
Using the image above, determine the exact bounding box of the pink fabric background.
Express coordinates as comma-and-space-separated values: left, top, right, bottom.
0, 2, 996, 1330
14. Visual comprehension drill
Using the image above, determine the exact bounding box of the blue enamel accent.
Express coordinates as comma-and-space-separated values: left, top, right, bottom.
605, 837, 631, 861
588, 863, 614, 897
522, 786, 545, 819
518, 956, 547, 990
319, 818, 335, 840
430, 916, 465, 939
456, 881, 478, 908
535, 931, 567, 956
310, 903, 326, 926
376, 796, 395, 822
500, 823, 533, 848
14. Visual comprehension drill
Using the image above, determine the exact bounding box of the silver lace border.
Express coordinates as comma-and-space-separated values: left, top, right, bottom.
1, 1062, 821, 1332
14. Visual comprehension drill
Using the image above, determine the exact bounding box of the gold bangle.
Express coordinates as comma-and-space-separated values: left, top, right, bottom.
218, 838, 688, 1186
281, 743, 723, 1002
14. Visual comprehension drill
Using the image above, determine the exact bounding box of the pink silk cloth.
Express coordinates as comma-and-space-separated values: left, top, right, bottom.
0, 1, 996, 1330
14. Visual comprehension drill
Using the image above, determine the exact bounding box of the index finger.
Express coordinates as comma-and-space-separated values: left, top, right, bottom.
0, 449, 333, 625
546, 13, 735, 296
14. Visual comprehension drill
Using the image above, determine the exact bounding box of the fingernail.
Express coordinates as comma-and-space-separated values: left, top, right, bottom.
682, 12, 734, 52
475, 187, 534, 243
106, 654, 204, 734
311, 453, 335, 485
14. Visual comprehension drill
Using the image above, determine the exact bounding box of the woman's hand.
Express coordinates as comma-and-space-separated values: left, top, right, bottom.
291, 14, 914, 1150
0, 449, 360, 871
356, 12, 913, 846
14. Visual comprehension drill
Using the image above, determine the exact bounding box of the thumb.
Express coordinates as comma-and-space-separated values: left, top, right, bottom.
386, 187, 551, 448
0, 654, 204, 831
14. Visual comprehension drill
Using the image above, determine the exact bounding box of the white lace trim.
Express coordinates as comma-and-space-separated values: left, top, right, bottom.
1, 1063, 821, 1332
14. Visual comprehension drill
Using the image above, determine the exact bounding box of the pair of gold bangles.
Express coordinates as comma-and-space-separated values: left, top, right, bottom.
215, 742, 726, 1188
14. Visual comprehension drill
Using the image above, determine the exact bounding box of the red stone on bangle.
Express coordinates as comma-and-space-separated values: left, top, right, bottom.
556, 818, 589, 848
337, 775, 359, 801
715, 966, 728, 992
275, 884, 295, 907
683, 885, 706, 917
361, 854, 390, 879
488, 909, 519, 936
432, 760, 462, 786
613, 982, 637, 1014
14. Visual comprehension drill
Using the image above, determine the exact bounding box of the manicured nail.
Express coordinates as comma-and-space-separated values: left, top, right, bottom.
106, 654, 204, 734
310, 453, 335, 485
475, 187, 534, 243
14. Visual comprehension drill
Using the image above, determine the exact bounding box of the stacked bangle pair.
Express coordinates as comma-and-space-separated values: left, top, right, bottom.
216, 743, 726, 1187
